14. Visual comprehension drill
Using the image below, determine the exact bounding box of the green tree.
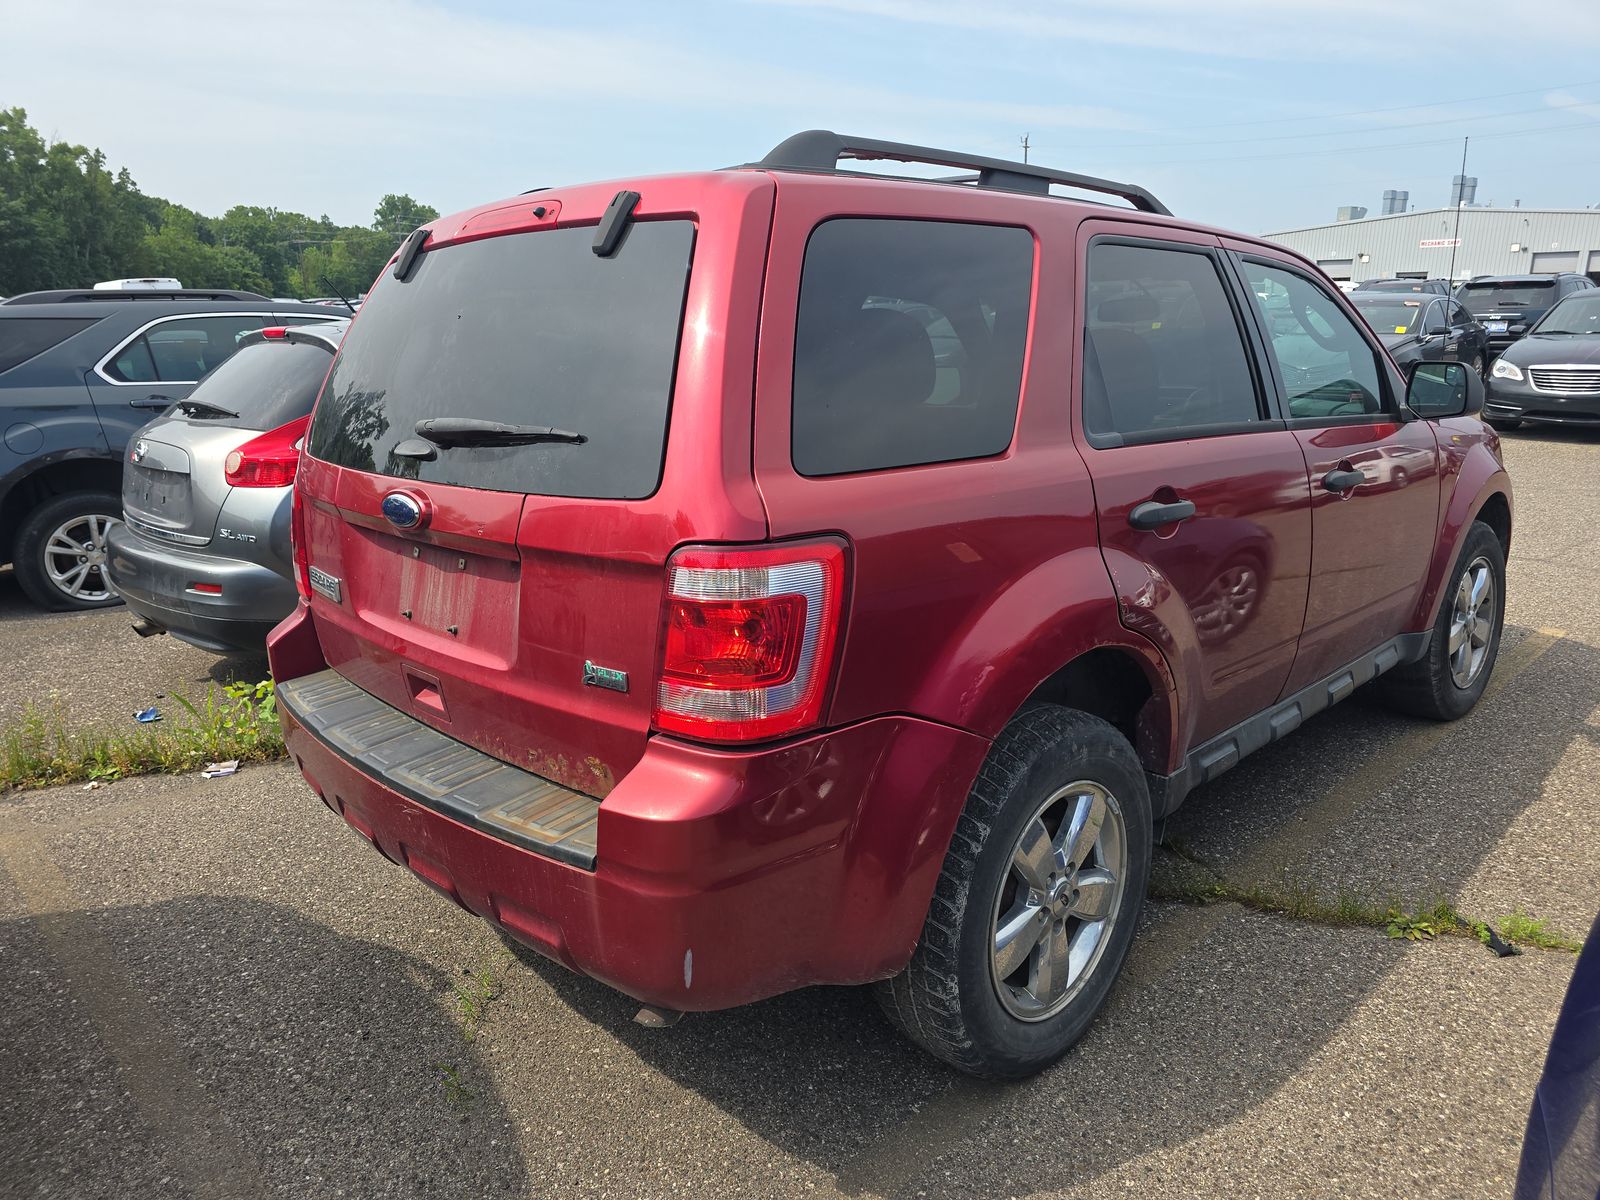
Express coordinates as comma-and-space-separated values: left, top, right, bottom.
0, 108, 435, 296
373, 193, 439, 238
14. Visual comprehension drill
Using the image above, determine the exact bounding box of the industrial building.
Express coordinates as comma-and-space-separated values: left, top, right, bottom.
1262, 205, 1600, 286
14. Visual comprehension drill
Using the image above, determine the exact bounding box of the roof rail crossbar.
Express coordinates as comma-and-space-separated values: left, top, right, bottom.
756, 130, 1170, 216
1, 288, 272, 305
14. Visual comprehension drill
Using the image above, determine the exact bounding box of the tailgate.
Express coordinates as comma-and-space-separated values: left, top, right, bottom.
294, 172, 774, 797
122, 416, 256, 545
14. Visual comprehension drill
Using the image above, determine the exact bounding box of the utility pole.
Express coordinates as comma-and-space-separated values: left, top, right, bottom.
1020, 133, 1031, 163
1447, 136, 1468, 286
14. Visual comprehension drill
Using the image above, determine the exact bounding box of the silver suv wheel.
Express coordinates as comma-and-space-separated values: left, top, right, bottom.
990, 780, 1127, 1021
1448, 554, 1495, 689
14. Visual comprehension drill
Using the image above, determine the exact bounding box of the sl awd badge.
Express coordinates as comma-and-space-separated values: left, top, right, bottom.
583, 661, 628, 693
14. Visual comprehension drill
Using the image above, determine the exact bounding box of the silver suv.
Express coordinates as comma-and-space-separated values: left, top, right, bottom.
106, 320, 347, 652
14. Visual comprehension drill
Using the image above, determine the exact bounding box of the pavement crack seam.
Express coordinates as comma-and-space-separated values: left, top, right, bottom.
0, 830, 274, 1200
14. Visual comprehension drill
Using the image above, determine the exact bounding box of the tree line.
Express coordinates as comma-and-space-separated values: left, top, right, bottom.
0, 107, 438, 298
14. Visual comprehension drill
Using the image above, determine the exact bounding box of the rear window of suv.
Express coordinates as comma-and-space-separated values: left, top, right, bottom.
1458, 281, 1555, 312
306, 221, 695, 499
179, 339, 337, 430
791, 218, 1034, 477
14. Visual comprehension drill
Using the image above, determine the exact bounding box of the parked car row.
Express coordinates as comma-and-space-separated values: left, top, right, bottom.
0, 285, 341, 610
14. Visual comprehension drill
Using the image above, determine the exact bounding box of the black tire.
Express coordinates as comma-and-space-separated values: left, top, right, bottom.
1469, 354, 1484, 377
874, 706, 1152, 1079
12, 491, 124, 612
1376, 520, 1505, 720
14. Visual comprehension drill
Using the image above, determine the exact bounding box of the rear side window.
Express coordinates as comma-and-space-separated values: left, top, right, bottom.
791, 219, 1033, 477
179, 340, 336, 430
1083, 242, 1262, 443
307, 222, 694, 499
104, 315, 267, 383
0, 317, 101, 375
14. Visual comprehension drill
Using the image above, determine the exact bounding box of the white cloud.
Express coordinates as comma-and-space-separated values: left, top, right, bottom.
0, 0, 1145, 220
747, 0, 1600, 60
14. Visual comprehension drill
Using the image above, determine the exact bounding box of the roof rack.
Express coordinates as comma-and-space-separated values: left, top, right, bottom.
1, 288, 273, 305
755, 129, 1170, 216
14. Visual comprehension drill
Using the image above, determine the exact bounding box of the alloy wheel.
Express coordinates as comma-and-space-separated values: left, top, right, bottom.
990, 781, 1128, 1021
43, 513, 119, 604
1448, 554, 1495, 689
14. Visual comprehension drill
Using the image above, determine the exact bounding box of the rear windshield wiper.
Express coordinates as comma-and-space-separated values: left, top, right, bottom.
176, 398, 239, 419
411, 418, 587, 448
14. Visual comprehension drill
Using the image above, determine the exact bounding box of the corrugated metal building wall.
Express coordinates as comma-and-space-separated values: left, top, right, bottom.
1262, 208, 1600, 284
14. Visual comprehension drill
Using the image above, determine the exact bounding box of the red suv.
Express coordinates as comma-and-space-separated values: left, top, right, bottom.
270, 132, 1512, 1078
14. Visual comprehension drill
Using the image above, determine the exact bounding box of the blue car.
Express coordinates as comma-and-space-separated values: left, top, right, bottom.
1517, 912, 1600, 1200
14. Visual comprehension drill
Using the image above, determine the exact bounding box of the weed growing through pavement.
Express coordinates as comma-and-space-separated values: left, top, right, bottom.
0, 680, 282, 790
1150, 855, 1581, 954
452, 949, 515, 1043
1499, 908, 1583, 952
433, 1061, 475, 1109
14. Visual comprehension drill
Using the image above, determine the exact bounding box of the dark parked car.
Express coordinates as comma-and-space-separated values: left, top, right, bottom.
270, 130, 1512, 1078
0, 289, 340, 610
1457, 273, 1595, 358
1484, 291, 1600, 430
1351, 292, 1489, 375
107, 321, 347, 651
1355, 278, 1453, 296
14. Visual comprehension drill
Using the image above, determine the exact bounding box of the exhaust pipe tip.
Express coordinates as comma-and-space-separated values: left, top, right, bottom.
131, 617, 166, 639
633, 1004, 684, 1029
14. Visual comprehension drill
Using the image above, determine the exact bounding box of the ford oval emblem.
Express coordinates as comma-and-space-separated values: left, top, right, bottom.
381, 491, 427, 530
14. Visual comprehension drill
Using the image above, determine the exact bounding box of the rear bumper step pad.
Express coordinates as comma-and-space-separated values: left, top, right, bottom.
278, 669, 599, 870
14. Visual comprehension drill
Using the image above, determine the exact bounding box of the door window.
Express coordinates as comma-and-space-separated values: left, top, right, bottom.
791, 218, 1034, 476
103, 315, 266, 383
1082, 241, 1263, 443
1243, 263, 1386, 419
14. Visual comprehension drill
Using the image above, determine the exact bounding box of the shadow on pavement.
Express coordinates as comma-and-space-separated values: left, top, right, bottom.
1, 894, 531, 1200
500, 623, 1594, 1198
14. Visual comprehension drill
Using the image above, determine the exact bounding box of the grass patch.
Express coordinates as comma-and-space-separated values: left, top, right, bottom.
1151, 869, 1580, 955
1499, 909, 1583, 953
0, 679, 282, 791
452, 949, 514, 1043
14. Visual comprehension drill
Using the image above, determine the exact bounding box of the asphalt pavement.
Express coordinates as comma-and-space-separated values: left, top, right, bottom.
2, 426, 1596, 1199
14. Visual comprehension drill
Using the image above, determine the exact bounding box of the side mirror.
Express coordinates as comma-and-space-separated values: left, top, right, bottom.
1407, 360, 1483, 419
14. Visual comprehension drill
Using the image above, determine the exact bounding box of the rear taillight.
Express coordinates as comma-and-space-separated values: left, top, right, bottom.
224, 415, 310, 488
290, 480, 311, 600
653, 540, 846, 743
259, 326, 288, 339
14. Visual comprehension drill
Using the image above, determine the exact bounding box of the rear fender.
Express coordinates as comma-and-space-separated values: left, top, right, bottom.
908, 545, 1179, 771
1407, 428, 1512, 631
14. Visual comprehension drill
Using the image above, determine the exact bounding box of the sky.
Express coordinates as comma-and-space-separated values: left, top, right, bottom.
6, 0, 1600, 234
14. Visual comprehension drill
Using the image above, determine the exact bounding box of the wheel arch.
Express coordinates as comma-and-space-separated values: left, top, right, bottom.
0, 450, 124, 564
1408, 457, 1513, 633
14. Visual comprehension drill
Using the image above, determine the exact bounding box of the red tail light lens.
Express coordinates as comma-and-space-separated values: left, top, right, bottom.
654, 540, 846, 743
290, 479, 311, 600
224, 414, 310, 488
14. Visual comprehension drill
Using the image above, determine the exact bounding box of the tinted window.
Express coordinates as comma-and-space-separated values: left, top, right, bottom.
105, 315, 266, 382
0, 317, 101, 375
180, 340, 337, 430
1458, 281, 1555, 312
1083, 242, 1261, 442
791, 219, 1032, 476
1244, 263, 1385, 419
307, 222, 694, 499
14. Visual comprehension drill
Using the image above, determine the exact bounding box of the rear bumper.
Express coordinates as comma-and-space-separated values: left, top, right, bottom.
107, 523, 296, 652
268, 602, 991, 1011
